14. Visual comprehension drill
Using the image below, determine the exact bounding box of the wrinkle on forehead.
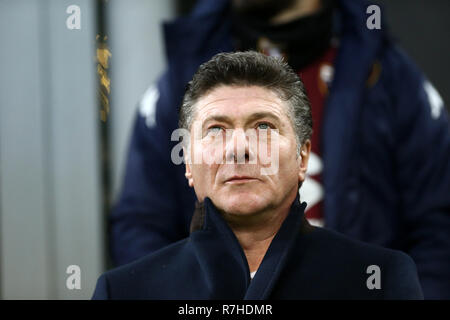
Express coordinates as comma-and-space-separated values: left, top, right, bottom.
193, 85, 288, 123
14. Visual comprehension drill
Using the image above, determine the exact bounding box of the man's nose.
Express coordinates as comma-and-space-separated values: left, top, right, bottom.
224, 129, 256, 164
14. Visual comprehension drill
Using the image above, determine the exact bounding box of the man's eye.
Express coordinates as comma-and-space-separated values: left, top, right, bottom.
257, 123, 271, 130
207, 126, 223, 134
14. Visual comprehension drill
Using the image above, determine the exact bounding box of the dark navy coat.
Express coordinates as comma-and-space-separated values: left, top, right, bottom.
95, 197, 423, 299
110, 0, 450, 298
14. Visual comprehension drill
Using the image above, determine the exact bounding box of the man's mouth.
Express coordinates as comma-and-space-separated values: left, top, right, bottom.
224, 176, 259, 184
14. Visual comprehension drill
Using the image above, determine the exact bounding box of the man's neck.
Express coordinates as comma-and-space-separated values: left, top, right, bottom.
234, 231, 278, 274
222, 190, 298, 273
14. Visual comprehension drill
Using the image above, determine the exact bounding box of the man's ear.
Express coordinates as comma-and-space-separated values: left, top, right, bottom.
183, 146, 194, 187
298, 139, 311, 184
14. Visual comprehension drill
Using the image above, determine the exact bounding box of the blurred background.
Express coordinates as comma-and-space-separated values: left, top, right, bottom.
0, 0, 448, 299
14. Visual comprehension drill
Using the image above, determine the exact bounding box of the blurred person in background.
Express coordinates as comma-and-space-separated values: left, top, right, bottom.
110, 0, 450, 299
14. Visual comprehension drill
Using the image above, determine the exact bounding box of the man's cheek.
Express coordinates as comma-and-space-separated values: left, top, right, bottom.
203, 145, 224, 165
259, 130, 280, 176
194, 164, 216, 186
200, 134, 226, 165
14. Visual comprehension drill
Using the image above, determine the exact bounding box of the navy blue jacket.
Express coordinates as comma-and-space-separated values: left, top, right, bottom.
110, 0, 450, 298
95, 197, 423, 299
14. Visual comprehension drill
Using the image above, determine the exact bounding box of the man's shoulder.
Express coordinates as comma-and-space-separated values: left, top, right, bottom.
279, 225, 423, 299
94, 238, 202, 299
305, 225, 413, 265
110, 238, 190, 273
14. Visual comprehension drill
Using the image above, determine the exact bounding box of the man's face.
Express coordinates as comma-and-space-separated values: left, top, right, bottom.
185, 85, 310, 216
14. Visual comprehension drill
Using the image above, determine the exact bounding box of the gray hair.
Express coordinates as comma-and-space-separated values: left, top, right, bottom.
179, 51, 313, 152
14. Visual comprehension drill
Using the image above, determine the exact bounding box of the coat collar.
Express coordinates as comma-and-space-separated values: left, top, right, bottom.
190, 195, 310, 299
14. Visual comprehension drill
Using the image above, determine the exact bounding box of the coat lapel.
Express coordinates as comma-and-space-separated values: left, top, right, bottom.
190, 196, 309, 300
244, 198, 308, 299
190, 198, 250, 299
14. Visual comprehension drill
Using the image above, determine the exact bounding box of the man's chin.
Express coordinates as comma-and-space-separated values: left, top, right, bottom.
216, 193, 268, 216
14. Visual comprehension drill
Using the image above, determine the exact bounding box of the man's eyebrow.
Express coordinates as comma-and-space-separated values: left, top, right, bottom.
202, 115, 234, 128
202, 111, 281, 127
245, 112, 281, 125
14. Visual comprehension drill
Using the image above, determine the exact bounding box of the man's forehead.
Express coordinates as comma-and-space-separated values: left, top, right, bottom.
194, 85, 287, 120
